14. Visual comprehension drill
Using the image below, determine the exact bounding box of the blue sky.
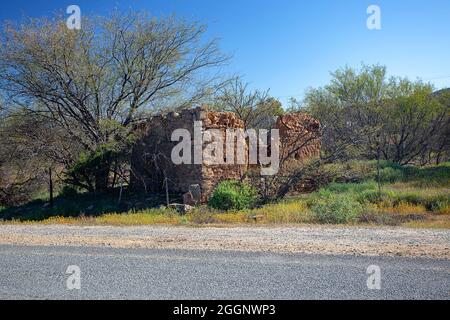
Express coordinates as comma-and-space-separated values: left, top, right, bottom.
0, 0, 449, 106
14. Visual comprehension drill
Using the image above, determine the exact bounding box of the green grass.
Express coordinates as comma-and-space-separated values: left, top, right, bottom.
322, 160, 450, 187
307, 162, 450, 213
1, 161, 449, 228
310, 193, 363, 224
301, 161, 450, 227
0, 202, 312, 226
0, 190, 181, 222
2, 208, 183, 226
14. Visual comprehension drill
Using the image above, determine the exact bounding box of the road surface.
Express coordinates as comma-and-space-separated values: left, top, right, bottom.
0, 245, 448, 299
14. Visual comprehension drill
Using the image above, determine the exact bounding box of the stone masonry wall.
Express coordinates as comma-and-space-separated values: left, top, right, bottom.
199, 111, 247, 201
276, 112, 322, 192
130, 107, 321, 202
130, 106, 246, 201
276, 112, 321, 161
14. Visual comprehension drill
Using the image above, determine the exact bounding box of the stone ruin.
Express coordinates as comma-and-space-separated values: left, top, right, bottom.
130, 106, 321, 204
276, 113, 321, 160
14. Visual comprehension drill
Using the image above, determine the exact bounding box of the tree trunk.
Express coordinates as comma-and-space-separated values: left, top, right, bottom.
48, 168, 54, 208
94, 166, 109, 193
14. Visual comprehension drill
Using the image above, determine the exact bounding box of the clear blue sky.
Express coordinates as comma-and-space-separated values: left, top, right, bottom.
0, 0, 449, 106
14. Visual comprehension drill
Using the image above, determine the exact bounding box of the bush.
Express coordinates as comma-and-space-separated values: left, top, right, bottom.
394, 193, 448, 212
310, 194, 364, 224
321, 160, 375, 183
403, 162, 450, 187
379, 167, 404, 183
357, 189, 396, 206
321, 160, 406, 184
59, 186, 79, 198
208, 180, 257, 211
324, 180, 377, 194
356, 188, 449, 212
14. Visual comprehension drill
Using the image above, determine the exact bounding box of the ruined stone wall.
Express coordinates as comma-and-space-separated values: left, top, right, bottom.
199, 111, 247, 201
131, 108, 203, 195
130, 107, 321, 202
275, 112, 322, 192
130, 106, 246, 201
276, 112, 321, 161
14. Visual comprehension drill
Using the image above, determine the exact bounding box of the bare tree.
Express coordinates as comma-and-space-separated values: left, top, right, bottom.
0, 111, 57, 206
213, 78, 283, 129
0, 11, 229, 191
245, 111, 375, 203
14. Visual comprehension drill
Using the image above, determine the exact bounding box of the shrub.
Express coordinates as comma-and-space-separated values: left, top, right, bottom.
59, 186, 79, 198
403, 162, 450, 187
321, 160, 407, 184
208, 180, 257, 211
379, 167, 404, 183
322, 160, 375, 183
357, 188, 449, 212
310, 194, 364, 224
357, 189, 396, 206
394, 193, 449, 212
324, 180, 377, 194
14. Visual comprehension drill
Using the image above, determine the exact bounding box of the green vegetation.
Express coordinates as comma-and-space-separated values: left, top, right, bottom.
321, 160, 450, 186
310, 194, 363, 224
305, 64, 449, 166
0, 28, 448, 232
2, 161, 448, 229
208, 180, 257, 211
0, 190, 178, 222
304, 161, 449, 227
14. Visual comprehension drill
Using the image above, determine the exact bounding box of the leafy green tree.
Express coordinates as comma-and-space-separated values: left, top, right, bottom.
304, 64, 449, 165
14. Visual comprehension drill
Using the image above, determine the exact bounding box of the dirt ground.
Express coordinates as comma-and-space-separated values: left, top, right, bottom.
0, 224, 449, 259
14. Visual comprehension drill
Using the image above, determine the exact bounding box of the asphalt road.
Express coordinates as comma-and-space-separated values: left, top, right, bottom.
0, 245, 448, 300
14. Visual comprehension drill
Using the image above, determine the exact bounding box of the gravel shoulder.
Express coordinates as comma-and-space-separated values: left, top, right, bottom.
0, 224, 449, 259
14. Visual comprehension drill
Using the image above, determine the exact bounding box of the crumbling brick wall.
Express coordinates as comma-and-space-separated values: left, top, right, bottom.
130, 106, 246, 201
131, 108, 201, 195
276, 112, 322, 192
130, 106, 321, 202
199, 111, 247, 201
276, 112, 321, 161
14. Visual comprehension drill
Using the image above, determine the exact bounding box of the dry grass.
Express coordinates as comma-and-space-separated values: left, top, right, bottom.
403, 214, 450, 229
0, 202, 312, 226
382, 202, 428, 215
1, 161, 448, 228
1, 194, 448, 228
1, 209, 184, 226
212, 201, 311, 224
93, 211, 182, 225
